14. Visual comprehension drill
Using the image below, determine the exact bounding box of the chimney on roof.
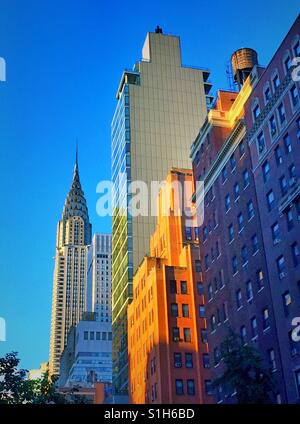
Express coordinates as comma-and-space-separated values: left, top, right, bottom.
155, 25, 163, 34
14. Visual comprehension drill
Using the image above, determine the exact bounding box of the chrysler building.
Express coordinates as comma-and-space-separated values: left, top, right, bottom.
49, 153, 92, 376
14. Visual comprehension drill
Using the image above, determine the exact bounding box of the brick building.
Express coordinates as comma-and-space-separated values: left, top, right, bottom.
128, 169, 212, 404
244, 14, 300, 403
190, 14, 300, 403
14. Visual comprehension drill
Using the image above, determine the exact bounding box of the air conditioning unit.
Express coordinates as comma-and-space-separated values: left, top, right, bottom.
289, 177, 296, 186
271, 127, 277, 136
279, 272, 286, 279
291, 348, 298, 357
174, 362, 182, 368
273, 237, 281, 245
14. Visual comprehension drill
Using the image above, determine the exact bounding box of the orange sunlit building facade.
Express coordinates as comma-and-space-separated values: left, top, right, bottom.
128, 169, 212, 404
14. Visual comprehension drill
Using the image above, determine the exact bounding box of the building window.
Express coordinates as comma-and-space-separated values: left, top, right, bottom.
262, 161, 271, 182
225, 194, 231, 212
292, 242, 300, 267
185, 226, 192, 241
174, 352, 182, 368
243, 169, 250, 188
205, 380, 213, 396
222, 301, 229, 321
203, 353, 210, 369
228, 223, 234, 242
84, 331, 88, 340
269, 115, 277, 137
246, 280, 254, 301
187, 379, 195, 396
294, 40, 300, 57
266, 190, 275, 211
184, 328, 191, 342
280, 175, 288, 196
268, 349, 276, 372
203, 226, 208, 242
181, 281, 188, 294
172, 327, 180, 342
170, 280, 177, 294
251, 317, 258, 338
253, 104, 260, 122
284, 55, 292, 73
242, 245, 249, 265
238, 212, 244, 232
283, 133, 292, 153
273, 74, 280, 90
289, 164, 297, 184
197, 282, 204, 296
271, 222, 281, 245
204, 254, 210, 271
275, 145, 283, 166
264, 86, 271, 103
262, 308, 270, 330
278, 103, 286, 125
232, 256, 238, 275
213, 211, 218, 228
175, 379, 184, 395
211, 315, 216, 332
239, 141, 245, 157
236, 289, 243, 309
282, 291, 292, 316
234, 182, 240, 200
214, 347, 221, 366
171, 303, 178, 317
257, 131, 265, 154
290, 85, 299, 107
222, 166, 228, 183
185, 353, 193, 368
195, 260, 202, 273
240, 325, 247, 344
90, 331, 95, 340
286, 209, 294, 231
277, 255, 286, 279
208, 283, 213, 301
230, 154, 236, 171
201, 329, 208, 344
96, 331, 101, 340
252, 234, 259, 254
247, 200, 255, 220
199, 305, 205, 318
182, 304, 189, 318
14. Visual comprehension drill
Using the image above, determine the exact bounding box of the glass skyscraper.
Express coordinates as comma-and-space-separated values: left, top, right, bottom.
111, 27, 212, 396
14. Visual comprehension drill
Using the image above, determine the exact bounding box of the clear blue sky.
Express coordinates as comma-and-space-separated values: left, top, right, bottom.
0, 0, 298, 371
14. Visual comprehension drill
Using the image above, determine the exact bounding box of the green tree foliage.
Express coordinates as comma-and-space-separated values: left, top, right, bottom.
0, 352, 34, 404
0, 352, 67, 404
213, 330, 275, 404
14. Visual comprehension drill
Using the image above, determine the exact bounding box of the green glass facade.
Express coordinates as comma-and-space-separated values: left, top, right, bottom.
111, 82, 133, 395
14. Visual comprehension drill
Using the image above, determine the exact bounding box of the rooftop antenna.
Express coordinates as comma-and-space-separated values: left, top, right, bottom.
75, 140, 78, 166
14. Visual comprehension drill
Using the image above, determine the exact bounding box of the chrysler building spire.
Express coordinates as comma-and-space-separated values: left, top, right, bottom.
49, 154, 92, 376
